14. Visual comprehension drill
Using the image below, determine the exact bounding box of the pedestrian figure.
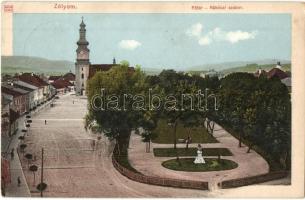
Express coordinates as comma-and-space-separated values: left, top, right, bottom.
10, 148, 14, 160
17, 177, 21, 187
45, 120, 47, 125
1, 176, 5, 196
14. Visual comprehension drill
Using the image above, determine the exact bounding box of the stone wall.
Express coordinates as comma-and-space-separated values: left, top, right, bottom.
220, 171, 289, 189
112, 155, 209, 190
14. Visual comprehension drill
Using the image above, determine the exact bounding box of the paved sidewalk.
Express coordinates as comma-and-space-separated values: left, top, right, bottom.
5, 115, 31, 197
4, 99, 54, 197
128, 123, 269, 189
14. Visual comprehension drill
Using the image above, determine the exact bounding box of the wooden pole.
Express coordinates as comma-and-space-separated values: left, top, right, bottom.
40, 148, 44, 197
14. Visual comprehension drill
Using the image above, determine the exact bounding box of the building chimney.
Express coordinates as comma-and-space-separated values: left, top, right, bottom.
276, 62, 282, 69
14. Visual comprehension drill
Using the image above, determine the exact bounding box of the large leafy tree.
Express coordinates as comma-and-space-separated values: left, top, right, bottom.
85, 64, 147, 154
157, 70, 212, 149
157, 70, 200, 149
217, 72, 291, 169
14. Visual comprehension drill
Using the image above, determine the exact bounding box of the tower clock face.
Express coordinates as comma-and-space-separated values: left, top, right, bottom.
78, 50, 87, 59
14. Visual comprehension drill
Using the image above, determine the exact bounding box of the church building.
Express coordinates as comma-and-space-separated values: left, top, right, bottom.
75, 18, 118, 95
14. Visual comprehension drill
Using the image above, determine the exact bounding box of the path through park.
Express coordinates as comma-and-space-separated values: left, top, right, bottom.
128, 122, 269, 189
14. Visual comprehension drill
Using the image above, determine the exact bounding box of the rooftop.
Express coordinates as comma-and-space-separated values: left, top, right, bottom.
1, 86, 28, 97
51, 78, 74, 89
13, 80, 38, 91
17, 73, 49, 87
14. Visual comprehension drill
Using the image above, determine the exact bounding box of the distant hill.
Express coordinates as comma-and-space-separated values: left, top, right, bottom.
1, 56, 74, 75
221, 63, 291, 74
189, 59, 291, 72
1, 56, 291, 76
1, 55, 162, 76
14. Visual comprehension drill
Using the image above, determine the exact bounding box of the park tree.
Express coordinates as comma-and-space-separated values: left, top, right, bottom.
181, 111, 199, 149
192, 74, 220, 136
218, 73, 256, 147
157, 70, 210, 150
217, 72, 291, 169
29, 165, 38, 185
158, 70, 201, 149
85, 64, 147, 155
140, 111, 158, 152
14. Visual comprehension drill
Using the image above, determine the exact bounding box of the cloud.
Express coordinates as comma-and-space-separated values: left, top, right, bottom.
186, 23, 258, 46
119, 40, 141, 50
225, 30, 258, 43
186, 23, 203, 38
198, 36, 211, 45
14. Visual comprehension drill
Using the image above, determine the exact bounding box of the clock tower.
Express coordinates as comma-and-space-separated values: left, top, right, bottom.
75, 17, 90, 95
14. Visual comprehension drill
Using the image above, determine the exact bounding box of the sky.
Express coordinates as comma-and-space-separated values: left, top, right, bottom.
13, 13, 291, 70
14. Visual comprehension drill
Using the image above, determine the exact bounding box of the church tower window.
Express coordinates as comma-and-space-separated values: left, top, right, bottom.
81, 73, 84, 79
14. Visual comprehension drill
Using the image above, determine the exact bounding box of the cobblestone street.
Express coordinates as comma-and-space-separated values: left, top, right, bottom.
17, 93, 216, 197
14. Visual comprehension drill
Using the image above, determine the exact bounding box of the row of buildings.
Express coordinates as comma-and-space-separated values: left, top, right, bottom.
1, 72, 75, 149
254, 62, 291, 90
1, 71, 75, 193
197, 62, 291, 90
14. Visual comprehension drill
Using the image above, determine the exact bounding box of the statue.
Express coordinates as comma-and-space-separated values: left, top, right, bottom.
194, 144, 205, 164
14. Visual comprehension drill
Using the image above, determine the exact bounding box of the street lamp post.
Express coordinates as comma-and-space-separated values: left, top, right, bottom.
40, 148, 44, 197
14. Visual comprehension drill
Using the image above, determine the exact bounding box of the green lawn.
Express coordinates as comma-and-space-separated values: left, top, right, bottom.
152, 119, 218, 144
153, 148, 232, 157
162, 158, 238, 172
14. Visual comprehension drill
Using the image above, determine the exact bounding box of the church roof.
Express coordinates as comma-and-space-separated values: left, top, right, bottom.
88, 64, 135, 79
88, 64, 115, 79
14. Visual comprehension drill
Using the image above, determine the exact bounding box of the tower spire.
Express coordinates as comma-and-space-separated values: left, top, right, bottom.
77, 17, 89, 50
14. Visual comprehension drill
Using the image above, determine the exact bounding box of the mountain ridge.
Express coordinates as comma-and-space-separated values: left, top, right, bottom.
1, 56, 291, 75
1, 56, 74, 75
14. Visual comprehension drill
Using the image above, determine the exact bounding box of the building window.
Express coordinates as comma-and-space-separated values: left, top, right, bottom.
81, 73, 84, 79
82, 68, 83, 71
82, 83, 84, 88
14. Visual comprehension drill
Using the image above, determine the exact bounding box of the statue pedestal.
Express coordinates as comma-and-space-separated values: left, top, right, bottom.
194, 150, 205, 164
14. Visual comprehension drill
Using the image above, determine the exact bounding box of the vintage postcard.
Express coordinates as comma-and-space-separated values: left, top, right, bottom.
1, 1, 304, 198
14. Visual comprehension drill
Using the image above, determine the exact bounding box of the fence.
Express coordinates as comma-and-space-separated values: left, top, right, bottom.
219, 171, 289, 189
112, 155, 209, 190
